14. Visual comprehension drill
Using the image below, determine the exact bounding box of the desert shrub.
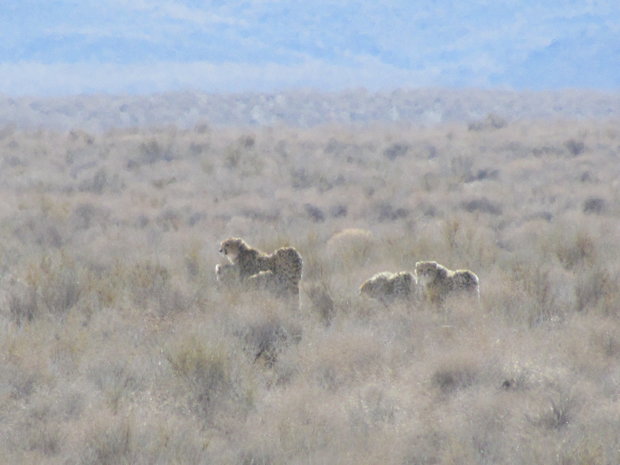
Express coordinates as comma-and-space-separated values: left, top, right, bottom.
239, 134, 256, 149
421, 171, 441, 191
343, 385, 401, 448
155, 286, 191, 316
155, 208, 183, 231
137, 139, 175, 164
68, 129, 95, 145
304, 203, 325, 223
450, 155, 474, 181
223, 138, 266, 176
237, 316, 301, 366
432, 357, 480, 395
468, 113, 507, 131
183, 242, 205, 279
383, 142, 410, 160
432, 366, 476, 394
124, 260, 191, 315
564, 138, 585, 156
579, 170, 596, 182
554, 230, 597, 270
304, 282, 336, 326
0, 123, 15, 139
127, 261, 169, 298
561, 438, 607, 465
527, 389, 580, 431
26, 422, 63, 456
325, 228, 376, 269
77, 415, 212, 465
509, 260, 570, 326
151, 175, 177, 189
7, 254, 86, 324
376, 203, 409, 222
464, 167, 499, 183
71, 202, 111, 230
323, 137, 347, 155
187, 211, 207, 227
78, 168, 123, 194
532, 144, 564, 157
90, 362, 141, 413
238, 450, 273, 465
582, 196, 606, 214
79, 419, 134, 465
4, 364, 40, 401
460, 198, 502, 215
290, 167, 312, 189
165, 328, 254, 423
574, 265, 614, 313
13, 213, 66, 248
166, 337, 233, 416
7, 284, 39, 326
329, 203, 348, 218
41, 267, 83, 317
499, 362, 532, 392
304, 329, 385, 392
523, 211, 553, 223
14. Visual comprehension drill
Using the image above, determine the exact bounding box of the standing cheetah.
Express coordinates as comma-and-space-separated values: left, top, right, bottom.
216, 238, 303, 298
217, 238, 273, 280
244, 247, 303, 297
414, 261, 479, 305
359, 271, 416, 304
270, 246, 303, 297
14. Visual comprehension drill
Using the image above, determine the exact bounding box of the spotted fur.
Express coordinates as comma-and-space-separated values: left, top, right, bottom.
359, 271, 416, 303
217, 238, 303, 299
414, 261, 479, 304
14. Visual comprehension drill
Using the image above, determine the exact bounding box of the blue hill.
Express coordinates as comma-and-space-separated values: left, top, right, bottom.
2, 1, 619, 95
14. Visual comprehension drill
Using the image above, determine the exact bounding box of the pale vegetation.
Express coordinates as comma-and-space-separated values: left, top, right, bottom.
1, 117, 620, 464
1, 89, 619, 131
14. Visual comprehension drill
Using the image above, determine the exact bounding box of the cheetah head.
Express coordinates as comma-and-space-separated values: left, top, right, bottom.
414, 261, 440, 286
219, 238, 244, 263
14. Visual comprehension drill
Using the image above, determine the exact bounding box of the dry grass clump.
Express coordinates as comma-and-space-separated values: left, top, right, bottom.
1, 118, 620, 463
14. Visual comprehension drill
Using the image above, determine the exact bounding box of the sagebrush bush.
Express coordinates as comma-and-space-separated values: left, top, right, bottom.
166, 337, 235, 420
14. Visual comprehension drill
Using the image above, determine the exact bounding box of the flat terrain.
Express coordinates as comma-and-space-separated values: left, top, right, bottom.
1, 118, 619, 464
2, 89, 619, 130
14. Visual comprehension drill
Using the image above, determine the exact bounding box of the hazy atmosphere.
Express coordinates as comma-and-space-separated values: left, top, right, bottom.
3, 0, 620, 95
2, 2, 620, 465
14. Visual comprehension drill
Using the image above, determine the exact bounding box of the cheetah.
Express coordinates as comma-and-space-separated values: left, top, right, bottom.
414, 261, 479, 305
245, 248, 303, 298
359, 271, 416, 304
216, 238, 303, 298
270, 246, 303, 297
218, 237, 273, 280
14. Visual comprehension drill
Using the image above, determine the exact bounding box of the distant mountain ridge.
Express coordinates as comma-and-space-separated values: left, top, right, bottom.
2, 2, 619, 95
1, 89, 618, 131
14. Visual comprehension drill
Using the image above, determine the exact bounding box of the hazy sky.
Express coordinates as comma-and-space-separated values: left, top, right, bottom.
2, 0, 619, 96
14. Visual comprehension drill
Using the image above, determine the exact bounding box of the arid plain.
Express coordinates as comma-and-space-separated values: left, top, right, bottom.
1, 113, 620, 463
